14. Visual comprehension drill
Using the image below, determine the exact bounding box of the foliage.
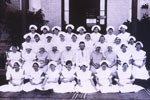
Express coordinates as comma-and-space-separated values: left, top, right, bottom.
5, 9, 48, 46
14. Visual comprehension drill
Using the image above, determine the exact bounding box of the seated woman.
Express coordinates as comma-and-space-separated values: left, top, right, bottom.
22, 62, 44, 92
6, 45, 22, 71
75, 62, 97, 93
117, 62, 144, 93
36, 47, 49, 73
42, 61, 60, 91
55, 60, 76, 93
0, 62, 24, 92
95, 60, 119, 93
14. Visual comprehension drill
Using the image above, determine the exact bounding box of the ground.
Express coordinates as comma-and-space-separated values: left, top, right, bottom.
0, 89, 150, 100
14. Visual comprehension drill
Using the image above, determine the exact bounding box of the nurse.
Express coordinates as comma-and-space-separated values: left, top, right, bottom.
117, 62, 144, 93
40, 25, 50, 42
56, 60, 76, 93
0, 62, 24, 92
22, 62, 44, 92
105, 26, 116, 43
95, 60, 119, 93
91, 25, 101, 42
42, 61, 60, 91
24, 25, 39, 42
75, 62, 97, 93
117, 25, 130, 43
76, 26, 86, 41
65, 24, 75, 42
131, 41, 149, 80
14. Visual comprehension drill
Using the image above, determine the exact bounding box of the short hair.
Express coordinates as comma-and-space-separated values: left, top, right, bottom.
66, 60, 72, 66
79, 41, 85, 44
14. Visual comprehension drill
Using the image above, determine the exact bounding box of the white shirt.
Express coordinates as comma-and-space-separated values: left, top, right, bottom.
75, 49, 91, 67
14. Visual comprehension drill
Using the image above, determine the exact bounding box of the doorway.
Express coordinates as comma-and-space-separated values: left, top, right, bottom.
62, 0, 107, 34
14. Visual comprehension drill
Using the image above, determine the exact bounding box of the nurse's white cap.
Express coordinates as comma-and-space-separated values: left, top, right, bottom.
9, 46, 19, 51
91, 25, 101, 31
77, 26, 86, 32
45, 34, 53, 38
99, 60, 110, 66
136, 41, 143, 48
106, 26, 115, 31
128, 36, 136, 41
40, 25, 50, 31
29, 24, 38, 30
23, 34, 31, 39
51, 26, 61, 31
48, 61, 57, 67
79, 61, 89, 67
65, 24, 75, 30
119, 25, 128, 30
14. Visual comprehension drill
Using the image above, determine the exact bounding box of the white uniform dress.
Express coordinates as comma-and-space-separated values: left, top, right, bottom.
7, 51, 22, 71
105, 34, 116, 43
22, 68, 44, 92
55, 67, 76, 93
117, 50, 132, 65
117, 32, 130, 43
43, 68, 60, 91
84, 40, 95, 53
75, 68, 97, 93
91, 32, 101, 42
22, 51, 36, 79
61, 49, 76, 65
75, 49, 91, 68
95, 67, 119, 93
132, 50, 149, 80
0, 68, 24, 92
117, 65, 144, 93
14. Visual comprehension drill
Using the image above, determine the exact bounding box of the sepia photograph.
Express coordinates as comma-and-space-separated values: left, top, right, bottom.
0, 0, 150, 99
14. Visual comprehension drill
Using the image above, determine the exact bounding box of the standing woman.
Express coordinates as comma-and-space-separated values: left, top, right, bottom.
91, 25, 101, 42
105, 26, 116, 43
84, 33, 95, 53
65, 24, 75, 42
117, 25, 130, 43
40, 25, 50, 42
22, 35, 32, 52
51, 26, 61, 43
76, 26, 86, 41
24, 25, 39, 42
132, 41, 149, 80
6, 46, 22, 71
127, 36, 136, 52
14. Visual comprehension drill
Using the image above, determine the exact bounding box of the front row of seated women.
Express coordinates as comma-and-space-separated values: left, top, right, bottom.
0, 60, 145, 93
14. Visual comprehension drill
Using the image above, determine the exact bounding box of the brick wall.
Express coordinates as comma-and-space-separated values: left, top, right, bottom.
107, 0, 131, 34
41, 0, 61, 29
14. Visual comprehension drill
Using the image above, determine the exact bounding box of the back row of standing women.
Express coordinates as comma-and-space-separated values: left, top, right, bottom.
0, 24, 149, 93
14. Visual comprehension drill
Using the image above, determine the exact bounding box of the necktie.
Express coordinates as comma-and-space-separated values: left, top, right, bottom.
81, 51, 84, 57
